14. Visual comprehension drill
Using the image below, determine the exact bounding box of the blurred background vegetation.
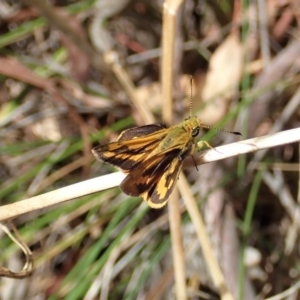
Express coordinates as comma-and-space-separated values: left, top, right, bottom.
0, 0, 300, 299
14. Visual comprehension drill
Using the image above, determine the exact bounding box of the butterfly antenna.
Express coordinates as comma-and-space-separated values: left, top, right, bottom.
190, 75, 193, 118
201, 124, 242, 136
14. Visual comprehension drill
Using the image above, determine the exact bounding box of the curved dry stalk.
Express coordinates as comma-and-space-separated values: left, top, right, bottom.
0, 223, 33, 278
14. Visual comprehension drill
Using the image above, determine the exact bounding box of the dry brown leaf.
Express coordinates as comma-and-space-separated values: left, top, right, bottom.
135, 81, 162, 111
197, 33, 243, 125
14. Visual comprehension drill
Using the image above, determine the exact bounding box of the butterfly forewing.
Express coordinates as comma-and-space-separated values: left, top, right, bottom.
92, 125, 169, 171
92, 139, 156, 171
118, 124, 166, 141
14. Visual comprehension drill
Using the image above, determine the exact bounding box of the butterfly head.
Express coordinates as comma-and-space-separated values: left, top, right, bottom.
183, 116, 202, 138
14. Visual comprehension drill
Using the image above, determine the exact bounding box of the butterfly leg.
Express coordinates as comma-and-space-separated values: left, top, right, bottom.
197, 140, 223, 154
196, 140, 214, 151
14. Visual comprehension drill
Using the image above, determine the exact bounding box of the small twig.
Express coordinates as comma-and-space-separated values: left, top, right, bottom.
248, 85, 300, 174
0, 172, 126, 221
186, 127, 300, 168
264, 279, 300, 300
177, 175, 233, 300
257, 0, 271, 66
103, 51, 155, 124
162, 0, 187, 298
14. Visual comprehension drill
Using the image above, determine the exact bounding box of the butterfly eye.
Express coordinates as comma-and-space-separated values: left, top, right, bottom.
191, 127, 200, 137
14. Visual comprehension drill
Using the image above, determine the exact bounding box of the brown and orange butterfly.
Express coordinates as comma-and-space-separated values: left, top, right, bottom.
92, 113, 240, 209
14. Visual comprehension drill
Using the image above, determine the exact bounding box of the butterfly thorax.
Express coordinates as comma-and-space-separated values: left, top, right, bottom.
148, 116, 202, 158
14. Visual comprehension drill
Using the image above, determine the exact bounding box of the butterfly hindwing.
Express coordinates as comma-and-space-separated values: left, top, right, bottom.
120, 149, 183, 208
143, 158, 183, 208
